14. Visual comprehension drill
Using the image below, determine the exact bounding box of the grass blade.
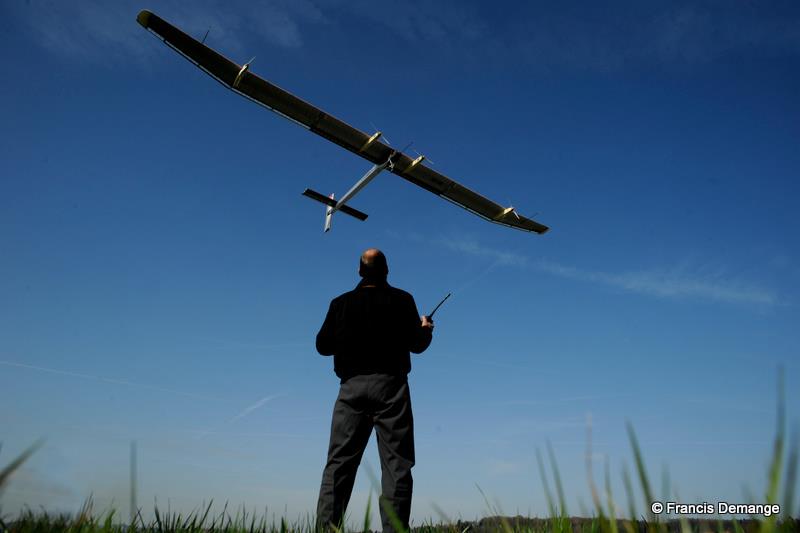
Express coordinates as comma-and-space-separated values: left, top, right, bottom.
363, 492, 372, 533
0, 439, 44, 490
604, 458, 619, 533
546, 440, 569, 519
625, 422, 654, 522
782, 427, 798, 521
536, 448, 557, 518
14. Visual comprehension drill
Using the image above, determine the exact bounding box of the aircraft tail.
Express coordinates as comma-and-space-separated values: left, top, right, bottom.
324, 193, 334, 232
302, 189, 368, 233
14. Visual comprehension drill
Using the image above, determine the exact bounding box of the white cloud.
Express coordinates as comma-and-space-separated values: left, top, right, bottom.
10, 0, 326, 64
0, 359, 219, 401
512, 2, 800, 72
494, 394, 628, 407
436, 235, 778, 307
584, 451, 608, 463
487, 459, 525, 476
16, 2, 798, 73
533, 259, 778, 306
325, 0, 486, 44
439, 236, 527, 266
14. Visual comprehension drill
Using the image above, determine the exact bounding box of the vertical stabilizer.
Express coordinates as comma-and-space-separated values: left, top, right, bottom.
301, 188, 368, 232
324, 193, 335, 232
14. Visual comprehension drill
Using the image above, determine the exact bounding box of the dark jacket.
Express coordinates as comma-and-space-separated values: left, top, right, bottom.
316, 279, 433, 380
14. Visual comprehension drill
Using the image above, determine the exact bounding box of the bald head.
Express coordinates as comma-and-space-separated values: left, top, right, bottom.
359, 248, 388, 280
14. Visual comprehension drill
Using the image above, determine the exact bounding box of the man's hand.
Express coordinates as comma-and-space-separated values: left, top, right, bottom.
421, 315, 434, 330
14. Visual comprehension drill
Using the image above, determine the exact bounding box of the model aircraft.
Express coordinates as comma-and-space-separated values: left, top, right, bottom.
136, 10, 549, 234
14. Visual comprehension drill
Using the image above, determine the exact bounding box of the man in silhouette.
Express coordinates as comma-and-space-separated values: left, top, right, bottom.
316, 248, 434, 533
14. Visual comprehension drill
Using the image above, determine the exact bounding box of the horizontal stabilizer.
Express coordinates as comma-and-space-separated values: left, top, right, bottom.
302, 189, 368, 221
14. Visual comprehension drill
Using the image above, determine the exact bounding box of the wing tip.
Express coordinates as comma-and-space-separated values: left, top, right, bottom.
136, 9, 154, 28
493, 208, 549, 235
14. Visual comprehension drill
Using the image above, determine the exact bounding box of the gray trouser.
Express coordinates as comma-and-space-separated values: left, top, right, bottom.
317, 374, 415, 533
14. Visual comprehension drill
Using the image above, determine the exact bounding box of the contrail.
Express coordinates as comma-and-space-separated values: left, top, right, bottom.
0, 359, 219, 401
229, 394, 285, 422
490, 393, 631, 407
451, 258, 503, 296
195, 338, 313, 352
193, 393, 287, 439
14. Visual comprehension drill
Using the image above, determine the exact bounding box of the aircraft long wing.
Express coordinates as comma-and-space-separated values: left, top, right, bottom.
136, 10, 549, 234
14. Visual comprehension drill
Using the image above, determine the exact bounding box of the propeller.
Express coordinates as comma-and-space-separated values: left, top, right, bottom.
369, 121, 393, 146
504, 198, 522, 220
233, 57, 256, 89
412, 148, 435, 167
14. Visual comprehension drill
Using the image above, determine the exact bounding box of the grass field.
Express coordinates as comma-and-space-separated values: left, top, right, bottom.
1, 374, 796, 533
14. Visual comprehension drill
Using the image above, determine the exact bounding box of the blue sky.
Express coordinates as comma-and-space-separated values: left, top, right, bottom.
1, 0, 799, 526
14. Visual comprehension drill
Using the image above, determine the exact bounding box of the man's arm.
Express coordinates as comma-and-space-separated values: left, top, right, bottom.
316, 301, 337, 356
408, 296, 433, 354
